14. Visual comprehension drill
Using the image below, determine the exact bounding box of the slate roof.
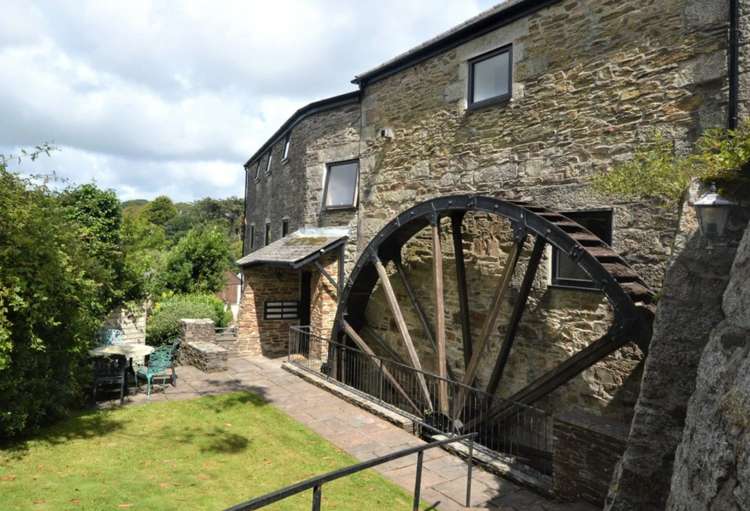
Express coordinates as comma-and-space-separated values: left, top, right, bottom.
236, 227, 348, 269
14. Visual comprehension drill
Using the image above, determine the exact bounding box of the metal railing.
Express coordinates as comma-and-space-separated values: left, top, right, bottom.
289, 326, 553, 474
223, 432, 477, 511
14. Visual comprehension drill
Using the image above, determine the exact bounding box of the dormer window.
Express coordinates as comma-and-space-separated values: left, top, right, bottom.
468, 45, 512, 109
265, 153, 273, 176
282, 135, 291, 161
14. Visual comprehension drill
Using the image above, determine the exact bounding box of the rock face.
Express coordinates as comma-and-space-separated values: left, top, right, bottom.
666, 223, 750, 510
605, 217, 739, 510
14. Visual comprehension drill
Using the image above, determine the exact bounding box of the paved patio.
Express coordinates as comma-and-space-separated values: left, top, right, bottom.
115, 356, 595, 511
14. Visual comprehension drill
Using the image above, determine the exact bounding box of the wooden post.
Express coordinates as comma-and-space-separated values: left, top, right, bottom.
451, 213, 473, 367
432, 219, 449, 414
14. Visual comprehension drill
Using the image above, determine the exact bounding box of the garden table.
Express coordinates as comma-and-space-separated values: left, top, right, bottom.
89, 343, 155, 366
89, 343, 156, 394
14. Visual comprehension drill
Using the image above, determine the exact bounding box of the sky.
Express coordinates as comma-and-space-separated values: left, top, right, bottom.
1, 0, 498, 202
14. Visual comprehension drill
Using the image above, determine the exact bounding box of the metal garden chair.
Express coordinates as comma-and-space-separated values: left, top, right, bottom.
135, 345, 176, 399
92, 354, 128, 405
96, 328, 125, 346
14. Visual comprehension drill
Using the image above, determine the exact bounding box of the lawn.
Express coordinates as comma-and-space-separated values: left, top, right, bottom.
0, 392, 417, 510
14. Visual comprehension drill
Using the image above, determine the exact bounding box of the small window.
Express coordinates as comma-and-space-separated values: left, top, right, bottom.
263, 300, 300, 320
249, 225, 255, 250
264, 222, 271, 246
254, 162, 261, 180
551, 210, 613, 290
282, 219, 289, 237
323, 160, 359, 210
468, 45, 512, 109
265, 153, 273, 176
282, 135, 291, 160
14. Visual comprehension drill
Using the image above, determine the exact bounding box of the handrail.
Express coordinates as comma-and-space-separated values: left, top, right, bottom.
223, 432, 477, 511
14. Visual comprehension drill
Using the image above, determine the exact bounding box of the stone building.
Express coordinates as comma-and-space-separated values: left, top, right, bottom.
236, 0, 747, 505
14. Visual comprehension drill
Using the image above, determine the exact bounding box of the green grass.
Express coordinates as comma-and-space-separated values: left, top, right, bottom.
0, 392, 417, 510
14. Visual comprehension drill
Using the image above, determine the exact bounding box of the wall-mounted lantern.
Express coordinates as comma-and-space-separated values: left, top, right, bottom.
693, 183, 736, 240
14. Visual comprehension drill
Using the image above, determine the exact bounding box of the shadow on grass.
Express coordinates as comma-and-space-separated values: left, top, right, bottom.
1, 408, 127, 461
2, 389, 268, 461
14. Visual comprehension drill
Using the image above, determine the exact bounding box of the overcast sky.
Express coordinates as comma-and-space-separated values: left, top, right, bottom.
1, 1, 497, 202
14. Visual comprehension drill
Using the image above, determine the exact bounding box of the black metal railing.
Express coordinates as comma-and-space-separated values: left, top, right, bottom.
288, 326, 552, 474
223, 432, 477, 511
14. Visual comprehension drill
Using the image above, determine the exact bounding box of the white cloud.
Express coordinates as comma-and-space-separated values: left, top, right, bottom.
1, 0, 497, 201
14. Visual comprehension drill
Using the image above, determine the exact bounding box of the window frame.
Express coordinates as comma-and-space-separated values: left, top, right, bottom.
249, 224, 255, 250
467, 44, 513, 111
322, 159, 360, 211
264, 222, 271, 246
254, 161, 261, 181
281, 219, 289, 237
282, 134, 291, 161
550, 209, 614, 291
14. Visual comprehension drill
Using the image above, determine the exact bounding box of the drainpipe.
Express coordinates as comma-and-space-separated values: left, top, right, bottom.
729, 0, 740, 129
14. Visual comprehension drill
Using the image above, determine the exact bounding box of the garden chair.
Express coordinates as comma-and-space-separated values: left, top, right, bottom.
135, 345, 176, 399
96, 328, 124, 346
91, 354, 128, 405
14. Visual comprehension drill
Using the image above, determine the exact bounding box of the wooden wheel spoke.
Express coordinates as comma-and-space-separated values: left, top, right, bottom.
432, 219, 449, 414
485, 236, 546, 397
394, 256, 457, 382
466, 330, 629, 428
373, 256, 433, 411
451, 213, 472, 368
342, 321, 422, 416
453, 238, 523, 415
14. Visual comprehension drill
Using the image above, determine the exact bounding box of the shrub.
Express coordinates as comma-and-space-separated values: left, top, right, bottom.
592, 124, 750, 203
146, 294, 232, 345
0, 162, 115, 438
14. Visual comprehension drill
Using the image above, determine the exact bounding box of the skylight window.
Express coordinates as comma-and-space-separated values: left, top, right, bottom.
265, 153, 273, 176
282, 135, 291, 160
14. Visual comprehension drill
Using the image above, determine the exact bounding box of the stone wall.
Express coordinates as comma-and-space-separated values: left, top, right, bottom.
105, 302, 148, 343
179, 318, 215, 344
605, 195, 748, 510
244, 101, 360, 252
665, 221, 750, 510
237, 267, 299, 357
308, 254, 339, 358
553, 410, 629, 506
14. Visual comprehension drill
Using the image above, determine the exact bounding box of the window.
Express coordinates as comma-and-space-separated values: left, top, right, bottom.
468, 45, 512, 109
323, 160, 359, 210
254, 161, 261, 180
264, 222, 271, 246
551, 210, 613, 290
282, 135, 291, 161
282, 219, 289, 237
263, 300, 300, 320
249, 225, 255, 250
265, 152, 273, 176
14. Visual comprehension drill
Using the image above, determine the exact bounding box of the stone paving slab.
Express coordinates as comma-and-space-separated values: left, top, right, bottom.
101, 356, 596, 511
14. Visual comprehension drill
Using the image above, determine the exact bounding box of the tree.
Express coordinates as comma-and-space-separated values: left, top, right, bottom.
162, 226, 231, 294
60, 183, 126, 306
0, 163, 109, 437
143, 195, 177, 226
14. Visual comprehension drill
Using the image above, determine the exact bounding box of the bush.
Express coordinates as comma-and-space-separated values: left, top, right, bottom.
162, 226, 231, 295
146, 294, 232, 345
0, 163, 115, 438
